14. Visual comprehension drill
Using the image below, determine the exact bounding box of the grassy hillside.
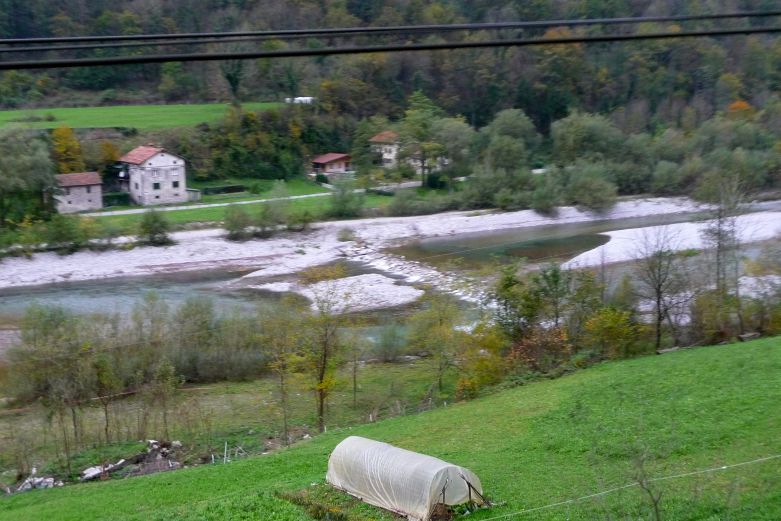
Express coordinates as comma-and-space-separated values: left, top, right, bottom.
0, 102, 280, 130
2, 338, 780, 520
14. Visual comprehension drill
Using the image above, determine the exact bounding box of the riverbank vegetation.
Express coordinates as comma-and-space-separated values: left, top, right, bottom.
3, 228, 780, 486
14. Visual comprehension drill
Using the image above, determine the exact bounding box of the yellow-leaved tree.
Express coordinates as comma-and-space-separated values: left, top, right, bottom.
51, 125, 85, 173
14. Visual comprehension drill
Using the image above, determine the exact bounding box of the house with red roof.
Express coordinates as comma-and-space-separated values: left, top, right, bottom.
118, 145, 190, 206
54, 172, 103, 213
369, 130, 400, 168
312, 153, 352, 176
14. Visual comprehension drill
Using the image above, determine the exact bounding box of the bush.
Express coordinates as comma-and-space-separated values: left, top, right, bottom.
328, 180, 364, 218
337, 227, 356, 241
567, 174, 617, 212
138, 209, 173, 246
44, 214, 88, 254
315, 173, 329, 185
285, 210, 314, 232
224, 204, 252, 241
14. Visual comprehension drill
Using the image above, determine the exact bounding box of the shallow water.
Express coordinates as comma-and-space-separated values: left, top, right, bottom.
389, 212, 716, 271
0, 269, 269, 319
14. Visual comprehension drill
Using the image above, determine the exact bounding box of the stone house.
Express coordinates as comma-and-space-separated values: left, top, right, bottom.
54, 172, 103, 213
312, 153, 352, 176
118, 145, 189, 206
369, 130, 400, 168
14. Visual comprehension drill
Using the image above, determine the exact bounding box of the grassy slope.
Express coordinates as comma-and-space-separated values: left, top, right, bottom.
2, 338, 780, 521
0, 102, 279, 130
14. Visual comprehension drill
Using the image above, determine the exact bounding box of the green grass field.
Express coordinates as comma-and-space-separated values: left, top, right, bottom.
96, 193, 393, 234
2, 337, 779, 520
0, 102, 280, 130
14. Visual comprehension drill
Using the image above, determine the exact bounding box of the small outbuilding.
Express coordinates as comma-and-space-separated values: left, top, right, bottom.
326, 436, 485, 521
54, 172, 103, 213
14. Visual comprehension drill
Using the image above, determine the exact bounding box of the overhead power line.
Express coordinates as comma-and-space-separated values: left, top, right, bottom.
2, 25, 781, 71
0, 10, 779, 47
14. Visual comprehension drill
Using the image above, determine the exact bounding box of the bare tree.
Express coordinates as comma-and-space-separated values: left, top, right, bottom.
633, 450, 663, 521
700, 173, 746, 334
300, 266, 348, 433
634, 227, 689, 351
259, 297, 303, 446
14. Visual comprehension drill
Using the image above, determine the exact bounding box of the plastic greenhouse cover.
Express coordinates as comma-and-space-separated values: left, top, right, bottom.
326, 436, 484, 521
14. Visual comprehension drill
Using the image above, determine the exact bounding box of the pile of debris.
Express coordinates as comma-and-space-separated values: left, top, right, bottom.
81, 440, 183, 482
10, 467, 63, 494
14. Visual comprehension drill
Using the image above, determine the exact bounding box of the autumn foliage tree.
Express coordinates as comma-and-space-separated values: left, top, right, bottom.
51, 125, 85, 174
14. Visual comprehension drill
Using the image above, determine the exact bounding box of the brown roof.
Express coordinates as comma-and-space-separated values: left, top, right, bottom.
56, 172, 102, 187
119, 145, 165, 165
312, 153, 351, 164
369, 130, 399, 143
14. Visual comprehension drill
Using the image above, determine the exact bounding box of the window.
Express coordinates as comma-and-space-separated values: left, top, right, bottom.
86, 186, 91, 194
64, 187, 70, 195
172, 181, 179, 188
153, 182, 161, 190
155, 195, 160, 199
135, 182, 139, 190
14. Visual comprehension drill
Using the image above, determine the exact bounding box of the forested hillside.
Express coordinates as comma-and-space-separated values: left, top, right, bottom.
2, 0, 781, 131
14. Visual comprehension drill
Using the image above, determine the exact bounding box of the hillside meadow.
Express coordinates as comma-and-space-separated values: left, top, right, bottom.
0, 102, 280, 130
1, 337, 779, 520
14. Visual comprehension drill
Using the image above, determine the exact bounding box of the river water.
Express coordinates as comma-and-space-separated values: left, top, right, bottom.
2, 203, 777, 326
388, 212, 716, 271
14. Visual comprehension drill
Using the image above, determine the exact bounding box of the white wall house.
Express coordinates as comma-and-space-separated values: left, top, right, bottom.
369, 130, 400, 168
118, 145, 188, 206
54, 172, 103, 214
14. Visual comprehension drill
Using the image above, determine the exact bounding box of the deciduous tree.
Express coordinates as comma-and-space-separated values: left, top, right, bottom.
51, 125, 85, 174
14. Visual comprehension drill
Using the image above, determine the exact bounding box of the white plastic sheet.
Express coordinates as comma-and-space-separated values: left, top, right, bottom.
326, 436, 483, 521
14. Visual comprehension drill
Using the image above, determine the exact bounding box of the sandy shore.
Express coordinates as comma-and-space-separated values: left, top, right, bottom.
0, 197, 703, 296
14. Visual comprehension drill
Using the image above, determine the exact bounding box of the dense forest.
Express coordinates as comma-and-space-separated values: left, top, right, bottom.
2, 0, 781, 131
2, 1, 781, 232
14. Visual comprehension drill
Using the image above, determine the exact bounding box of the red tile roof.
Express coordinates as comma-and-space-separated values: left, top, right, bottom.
369, 130, 399, 143
119, 145, 164, 165
312, 153, 351, 164
55, 172, 102, 187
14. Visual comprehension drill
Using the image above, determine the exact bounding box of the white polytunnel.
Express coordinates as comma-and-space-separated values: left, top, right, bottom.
326, 436, 485, 521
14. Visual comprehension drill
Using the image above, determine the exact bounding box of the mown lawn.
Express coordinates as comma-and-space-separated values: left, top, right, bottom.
0, 102, 280, 130
1, 337, 779, 520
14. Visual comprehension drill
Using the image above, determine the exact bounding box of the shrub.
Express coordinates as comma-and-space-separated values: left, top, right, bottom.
44, 214, 87, 254
138, 209, 173, 246
567, 174, 617, 212
337, 227, 356, 241
224, 204, 252, 241
583, 307, 638, 359
285, 210, 314, 232
315, 173, 329, 185
328, 181, 364, 218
